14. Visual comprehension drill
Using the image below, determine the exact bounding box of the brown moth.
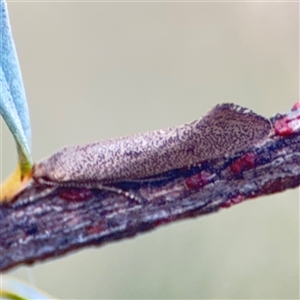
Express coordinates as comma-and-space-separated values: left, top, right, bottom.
33, 103, 271, 194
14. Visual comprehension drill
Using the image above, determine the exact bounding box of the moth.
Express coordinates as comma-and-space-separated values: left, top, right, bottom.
33, 103, 271, 197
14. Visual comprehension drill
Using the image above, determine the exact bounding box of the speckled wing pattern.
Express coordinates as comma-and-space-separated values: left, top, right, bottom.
33, 103, 271, 184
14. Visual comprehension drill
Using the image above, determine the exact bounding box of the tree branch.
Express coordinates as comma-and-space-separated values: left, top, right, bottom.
1, 105, 299, 272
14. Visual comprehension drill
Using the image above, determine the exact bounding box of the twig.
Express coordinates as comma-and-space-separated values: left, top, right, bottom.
0, 105, 299, 272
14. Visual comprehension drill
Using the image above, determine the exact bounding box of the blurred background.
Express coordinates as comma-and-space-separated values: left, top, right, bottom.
1, 0, 299, 299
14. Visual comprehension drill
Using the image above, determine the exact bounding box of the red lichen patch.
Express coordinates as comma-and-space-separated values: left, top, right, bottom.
259, 178, 287, 195
274, 117, 294, 137
185, 171, 211, 189
154, 218, 172, 227
220, 194, 245, 209
230, 153, 256, 174
274, 106, 300, 136
60, 188, 93, 202
220, 201, 231, 208
86, 223, 105, 235
248, 192, 259, 199
231, 194, 244, 204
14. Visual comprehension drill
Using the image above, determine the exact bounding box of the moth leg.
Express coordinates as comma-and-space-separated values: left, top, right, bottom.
92, 184, 143, 204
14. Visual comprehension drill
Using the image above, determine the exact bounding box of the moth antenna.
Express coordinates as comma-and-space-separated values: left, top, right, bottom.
35, 177, 142, 204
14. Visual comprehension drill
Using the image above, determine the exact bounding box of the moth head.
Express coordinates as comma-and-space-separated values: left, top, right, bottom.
33, 146, 83, 185
33, 154, 69, 183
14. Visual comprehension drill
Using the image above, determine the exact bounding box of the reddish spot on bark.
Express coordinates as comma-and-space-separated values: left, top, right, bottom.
274, 117, 293, 137
230, 153, 256, 174
154, 218, 171, 227
274, 106, 300, 137
292, 101, 300, 111
248, 193, 258, 199
60, 188, 93, 202
86, 223, 104, 235
185, 171, 211, 189
231, 194, 244, 204
220, 194, 245, 208
220, 201, 231, 208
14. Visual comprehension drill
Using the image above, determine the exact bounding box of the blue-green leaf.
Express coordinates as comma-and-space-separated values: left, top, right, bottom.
0, 0, 32, 174
1, 276, 57, 300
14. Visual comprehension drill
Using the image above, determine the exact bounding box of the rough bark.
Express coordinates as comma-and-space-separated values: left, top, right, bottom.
1, 108, 299, 272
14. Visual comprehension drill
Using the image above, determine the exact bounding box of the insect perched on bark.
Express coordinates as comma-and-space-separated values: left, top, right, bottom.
33, 103, 271, 199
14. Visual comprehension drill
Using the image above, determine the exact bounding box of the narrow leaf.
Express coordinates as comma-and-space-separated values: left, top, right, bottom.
0, 0, 32, 175
0, 276, 57, 300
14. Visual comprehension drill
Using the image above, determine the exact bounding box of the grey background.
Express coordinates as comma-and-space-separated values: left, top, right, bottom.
1, 1, 299, 299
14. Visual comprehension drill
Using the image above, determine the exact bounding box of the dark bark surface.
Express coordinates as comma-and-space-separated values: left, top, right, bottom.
1, 108, 299, 272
